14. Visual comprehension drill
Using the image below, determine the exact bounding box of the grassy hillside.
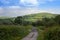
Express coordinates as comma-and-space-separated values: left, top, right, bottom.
23, 12, 57, 22
0, 12, 57, 22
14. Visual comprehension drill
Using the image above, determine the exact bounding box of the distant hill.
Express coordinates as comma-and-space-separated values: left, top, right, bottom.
23, 12, 57, 22
0, 12, 58, 22
0, 16, 15, 22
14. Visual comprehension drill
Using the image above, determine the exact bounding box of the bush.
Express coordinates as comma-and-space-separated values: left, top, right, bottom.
37, 26, 60, 40
54, 15, 60, 25
32, 20, 43, 27
0, 19, 13, 25
14, 16, 23, 25
42, 17, 55, 27
22, 21, 32, 26
0, 25, 32, 40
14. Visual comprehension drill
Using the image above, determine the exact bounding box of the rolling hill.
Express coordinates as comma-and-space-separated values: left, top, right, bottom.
23, 12, 57, 22
0, 12, 58, 22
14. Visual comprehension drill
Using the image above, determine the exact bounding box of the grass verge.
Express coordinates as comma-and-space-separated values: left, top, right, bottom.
0, 25, 32, 40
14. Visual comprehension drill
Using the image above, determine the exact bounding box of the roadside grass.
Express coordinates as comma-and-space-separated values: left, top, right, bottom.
37, 26, 60, 40
0, 25, 32, 40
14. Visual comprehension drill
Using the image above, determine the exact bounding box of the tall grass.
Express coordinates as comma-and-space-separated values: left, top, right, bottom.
37, 26, 60, 40
0, 25, 32, 40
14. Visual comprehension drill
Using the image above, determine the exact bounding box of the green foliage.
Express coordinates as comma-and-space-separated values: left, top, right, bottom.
14, 16, 23, 25
37, 26, 60, 40
14, 16, 32, 25
23, 13, 56, 22
0, 13, 60, 40
0, 13, 57, 25
0, 19, 13, 25
32, 20, 43, 26
54, 15, 60, 25
0, 25, 32, 40
32, 17, 55, 27
22, 21, 32, 26
42, 17, 55, 27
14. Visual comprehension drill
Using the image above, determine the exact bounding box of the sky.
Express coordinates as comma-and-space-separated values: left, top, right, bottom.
0, 0, 60, 17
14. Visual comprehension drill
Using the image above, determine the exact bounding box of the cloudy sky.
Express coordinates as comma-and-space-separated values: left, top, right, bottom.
0, 0, 60, 17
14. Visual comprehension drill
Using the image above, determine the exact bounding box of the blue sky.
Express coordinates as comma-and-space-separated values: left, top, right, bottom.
0, 0, 60, 17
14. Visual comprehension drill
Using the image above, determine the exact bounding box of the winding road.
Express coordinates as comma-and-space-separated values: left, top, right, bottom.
21, 27, 38, 40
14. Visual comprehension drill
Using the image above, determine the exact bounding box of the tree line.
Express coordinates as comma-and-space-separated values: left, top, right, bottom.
0, 15, 60, 26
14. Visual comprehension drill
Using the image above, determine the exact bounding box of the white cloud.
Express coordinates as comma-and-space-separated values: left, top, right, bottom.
20, 0, 38, 6
0, 5, 60, 17
7, 6, 21, 8
0, 6, 41, 16
5, 7, 40, 16
0, 7, 4, 14
20, 0, 55, 6
20, 0, 38, 4
4, 6, 60, 16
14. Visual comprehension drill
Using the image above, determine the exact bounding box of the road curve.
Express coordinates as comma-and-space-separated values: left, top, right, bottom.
21, 27, 38, 40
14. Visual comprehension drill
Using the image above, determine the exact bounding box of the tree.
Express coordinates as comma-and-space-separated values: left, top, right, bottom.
32, 20, 43, 26
0, 19, 13, 25
22, 21, 32, 26
42, 17, 55, 27
54, 15, 60, 25
14, 16, 23, 25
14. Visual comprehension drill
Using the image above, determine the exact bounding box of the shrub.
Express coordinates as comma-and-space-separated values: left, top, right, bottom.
32, 20, 43, 27
42, 17, 55, 27
14, 16, 23, 25
54, 15, 60, 25
37, 26, 60, 40
0, 19, 13, 25
0, 25, 32, 40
